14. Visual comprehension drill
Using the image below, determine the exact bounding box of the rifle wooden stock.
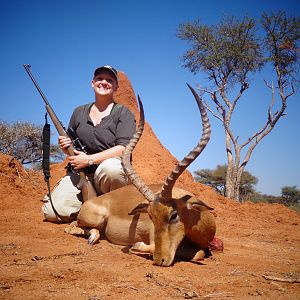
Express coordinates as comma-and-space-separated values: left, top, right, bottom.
24, 64, 97, 202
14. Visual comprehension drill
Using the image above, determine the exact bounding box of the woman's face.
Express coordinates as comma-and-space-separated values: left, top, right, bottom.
92, 71, 118, 97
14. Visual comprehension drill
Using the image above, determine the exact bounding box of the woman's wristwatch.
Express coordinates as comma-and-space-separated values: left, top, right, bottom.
88, 156, 94, 167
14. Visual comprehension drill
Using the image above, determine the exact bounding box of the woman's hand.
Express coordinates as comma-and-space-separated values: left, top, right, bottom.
58, 135, 72, 151
68, 150, 89, 170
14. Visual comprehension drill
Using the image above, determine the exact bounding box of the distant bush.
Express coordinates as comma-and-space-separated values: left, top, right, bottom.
288, 203, 300, 214
250, 192, 299, 213
281, 186, 300, 205
249, 196, 269, 204
0, 120, 64, 165
0, 120, 43, 164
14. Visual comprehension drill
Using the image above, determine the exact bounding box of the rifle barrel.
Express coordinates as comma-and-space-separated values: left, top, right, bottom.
23, 64, 97, 201
23, 64, 76, 154
23, 64, 50, 106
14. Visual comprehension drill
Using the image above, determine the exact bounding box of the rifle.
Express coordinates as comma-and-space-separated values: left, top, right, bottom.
23, 64, 97, 205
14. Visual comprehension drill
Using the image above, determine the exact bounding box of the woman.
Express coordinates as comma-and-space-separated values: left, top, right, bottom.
42, 65, 136, 222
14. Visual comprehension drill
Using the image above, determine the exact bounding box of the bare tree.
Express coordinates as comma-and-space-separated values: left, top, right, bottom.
0, 120, 64, 165
177, 12, 299, 201
0, 120, 43, 164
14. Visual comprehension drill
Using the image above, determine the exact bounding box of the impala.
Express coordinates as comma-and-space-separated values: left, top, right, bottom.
65, 84, 216, 266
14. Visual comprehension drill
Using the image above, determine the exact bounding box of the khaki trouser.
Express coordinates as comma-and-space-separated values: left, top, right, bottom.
42, 157, 128, 223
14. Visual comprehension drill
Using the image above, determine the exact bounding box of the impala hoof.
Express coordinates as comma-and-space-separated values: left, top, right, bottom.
87, 229, 100, 245
192, 250, 205, 261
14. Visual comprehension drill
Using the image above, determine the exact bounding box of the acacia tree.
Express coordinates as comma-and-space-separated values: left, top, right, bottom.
281, 186, 300, 205
194, 164, 257, 201
177, 12, 299, 201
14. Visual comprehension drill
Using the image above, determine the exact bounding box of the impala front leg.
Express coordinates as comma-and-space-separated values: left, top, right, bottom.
129, 242, 154, 254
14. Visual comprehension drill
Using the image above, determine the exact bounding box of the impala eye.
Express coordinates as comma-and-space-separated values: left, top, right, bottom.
169, 210, 179, 224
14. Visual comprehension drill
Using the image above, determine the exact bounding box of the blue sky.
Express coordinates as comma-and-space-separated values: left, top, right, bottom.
1, 0, 299, 196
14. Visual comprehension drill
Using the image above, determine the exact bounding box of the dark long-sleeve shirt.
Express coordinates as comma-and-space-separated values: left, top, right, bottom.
68, 102, 136, 155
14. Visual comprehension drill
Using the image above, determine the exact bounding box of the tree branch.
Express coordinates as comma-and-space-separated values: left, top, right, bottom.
203, 100, 224, 123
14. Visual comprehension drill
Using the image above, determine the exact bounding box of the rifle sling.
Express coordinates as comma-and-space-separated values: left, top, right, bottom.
42, 114, 75, 223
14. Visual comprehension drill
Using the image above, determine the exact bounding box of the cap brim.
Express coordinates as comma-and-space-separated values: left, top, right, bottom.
94, 66, 118, 83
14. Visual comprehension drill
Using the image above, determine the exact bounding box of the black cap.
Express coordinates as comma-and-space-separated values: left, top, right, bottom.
94, 65, 118, 83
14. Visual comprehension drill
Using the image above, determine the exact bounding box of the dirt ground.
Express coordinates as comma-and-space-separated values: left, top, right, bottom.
1, 73, 299, 299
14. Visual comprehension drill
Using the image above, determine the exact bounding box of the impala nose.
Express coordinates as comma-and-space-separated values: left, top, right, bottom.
153, 257, 164, 266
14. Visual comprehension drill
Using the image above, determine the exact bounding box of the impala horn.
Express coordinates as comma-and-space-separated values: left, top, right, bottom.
158, 84, 211, 202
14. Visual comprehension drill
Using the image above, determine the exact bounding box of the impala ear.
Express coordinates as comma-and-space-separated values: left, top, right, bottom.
186, 197, 214, 212
128, 203, 149, 215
